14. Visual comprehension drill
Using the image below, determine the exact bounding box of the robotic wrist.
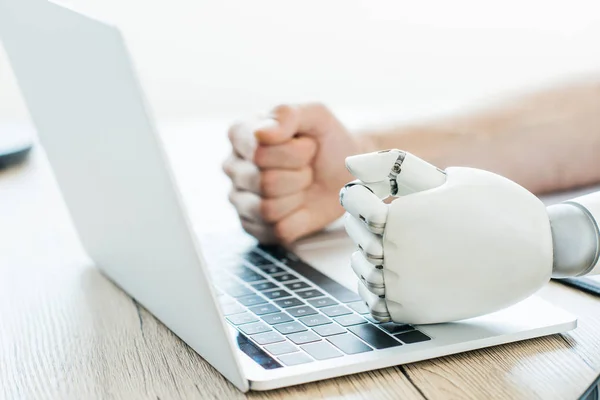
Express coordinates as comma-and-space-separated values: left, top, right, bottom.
550, 192, 600, 277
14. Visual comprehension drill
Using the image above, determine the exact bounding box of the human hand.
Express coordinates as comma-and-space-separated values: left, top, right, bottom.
340, 150, 553, 324
223, 103, 373, 244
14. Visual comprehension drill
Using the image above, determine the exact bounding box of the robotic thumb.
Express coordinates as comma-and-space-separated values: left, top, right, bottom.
346, 150, 447, 196
345, 150, 400, 183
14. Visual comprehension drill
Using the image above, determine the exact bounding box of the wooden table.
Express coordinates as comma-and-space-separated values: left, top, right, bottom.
2, 120, 600, 400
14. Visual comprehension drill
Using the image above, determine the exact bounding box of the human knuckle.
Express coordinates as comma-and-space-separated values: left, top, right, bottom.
260, 170, 280, 195
253, 146, 269, 167
259, 199, 278, 222
271, 103, 298, 122
227, 121, 242, 142
272, 103, 294, 115
227, 189, 237, 205
222, 158, 233, 177
307, 101, 331, 118
274, 222, 291, 241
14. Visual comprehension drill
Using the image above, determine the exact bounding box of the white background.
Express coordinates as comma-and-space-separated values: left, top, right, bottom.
1, 0, 600, 126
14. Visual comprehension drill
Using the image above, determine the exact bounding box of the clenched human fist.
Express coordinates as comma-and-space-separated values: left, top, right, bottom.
223, 103, 373, 243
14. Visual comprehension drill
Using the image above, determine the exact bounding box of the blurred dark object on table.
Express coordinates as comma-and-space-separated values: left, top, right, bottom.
0, 126, 33, 169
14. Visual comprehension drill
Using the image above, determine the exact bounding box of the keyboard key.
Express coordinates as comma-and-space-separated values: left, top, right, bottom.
238, 294, 268, 307
240, 271, 267, 283
364, 314, 382, 324
287, 331, 321, 345
263, 289, 292, 300
285, 281, 310, 291
258, 245, 288, 260
395, 330, 431, 344
221, 303, 245, 316
321, 305, 352, 317
296, 289, 324, 299
333, 314, 367, 327
257, 265, 285, 275
222, 264, 246, 276
252, 331, 285, 345
274, 321, 307, 335
301, 341, 343, 360
251, 281, 278, 292
259, 246, 362, 303
243, 252, 272, 266
235, 333, 282, 370
226, 265, 250, 276
239, 322, 271, 335
348, 324, 403, 349
227, 312, 259, 325
221, 284, 253, 298
264, 342, 298, 356
274, 298, 304, 308
286, 306, 317, 318
313, 323, 346, 337
298, 314, 332, 327
327, 333, 373, 354
273, 273, 299, 283
308, 297, 338, 308
278, 352, 313, 366
248, 303, 279, 316
262, 312, 293, 325
346, 301, 370, 315
380, 323, 414, 335
220, 253, 245, 264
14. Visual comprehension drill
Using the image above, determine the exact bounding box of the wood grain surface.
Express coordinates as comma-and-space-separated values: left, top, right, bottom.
1, 122, 600, 400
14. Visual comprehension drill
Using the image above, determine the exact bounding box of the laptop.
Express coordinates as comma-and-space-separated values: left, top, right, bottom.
0, 0, 577, 392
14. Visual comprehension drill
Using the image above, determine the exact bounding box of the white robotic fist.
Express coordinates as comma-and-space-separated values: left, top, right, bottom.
339, 150, 555, 324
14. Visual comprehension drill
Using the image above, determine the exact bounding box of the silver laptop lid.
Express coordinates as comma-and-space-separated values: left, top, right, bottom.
0, 0, 248, 391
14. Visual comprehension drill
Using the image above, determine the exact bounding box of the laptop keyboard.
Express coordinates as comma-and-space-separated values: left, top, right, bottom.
209, 245, 431, 368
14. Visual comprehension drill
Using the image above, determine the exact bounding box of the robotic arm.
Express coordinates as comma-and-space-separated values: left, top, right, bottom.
339, 149, 600, 324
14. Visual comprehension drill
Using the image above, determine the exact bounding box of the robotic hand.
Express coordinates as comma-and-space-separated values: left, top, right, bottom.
339, 149, 600, 324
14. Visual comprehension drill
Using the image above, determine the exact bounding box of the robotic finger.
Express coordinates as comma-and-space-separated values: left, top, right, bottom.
358, 280, 391, 322
351, 251, 385, 296
345, 214, 384, 265
340, 183, 388, 234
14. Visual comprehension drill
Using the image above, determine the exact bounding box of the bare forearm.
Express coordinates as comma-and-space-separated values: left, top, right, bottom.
361, 77, 600, 194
